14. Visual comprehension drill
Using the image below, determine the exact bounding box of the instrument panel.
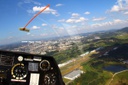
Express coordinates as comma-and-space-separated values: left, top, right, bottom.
0, 54, 14, 66
0, 50, 65, 85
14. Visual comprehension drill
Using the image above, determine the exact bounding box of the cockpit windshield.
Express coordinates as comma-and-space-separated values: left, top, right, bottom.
0, 0, 128, 85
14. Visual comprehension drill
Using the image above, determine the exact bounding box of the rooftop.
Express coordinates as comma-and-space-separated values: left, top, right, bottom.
64, 69, 84, 80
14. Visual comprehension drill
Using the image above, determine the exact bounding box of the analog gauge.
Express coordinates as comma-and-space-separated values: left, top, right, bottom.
40, 60, 50, 71
18, 56, 23, 62
44, 73, 56, 85
44, 75, 50, 85
11, 63, 27, 80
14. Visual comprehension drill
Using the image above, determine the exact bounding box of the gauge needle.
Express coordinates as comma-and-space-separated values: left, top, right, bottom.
19, 4, 50, 32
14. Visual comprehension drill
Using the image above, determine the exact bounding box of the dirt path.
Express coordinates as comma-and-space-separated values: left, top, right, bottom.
108, 70, 128, 85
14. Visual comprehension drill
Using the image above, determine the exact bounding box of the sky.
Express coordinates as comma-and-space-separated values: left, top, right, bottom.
0, 0, 128, 45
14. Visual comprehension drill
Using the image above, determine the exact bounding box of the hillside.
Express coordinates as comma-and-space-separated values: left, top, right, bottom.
117, 27, 128, 33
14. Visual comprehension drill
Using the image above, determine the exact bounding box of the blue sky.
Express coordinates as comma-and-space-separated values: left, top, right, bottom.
0, 0, 128, 45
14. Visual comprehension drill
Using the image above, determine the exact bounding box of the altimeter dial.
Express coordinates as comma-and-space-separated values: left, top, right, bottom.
11, 63, 27, 80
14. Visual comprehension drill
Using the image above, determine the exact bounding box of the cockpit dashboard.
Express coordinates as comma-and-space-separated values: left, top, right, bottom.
0, 50, 65, 85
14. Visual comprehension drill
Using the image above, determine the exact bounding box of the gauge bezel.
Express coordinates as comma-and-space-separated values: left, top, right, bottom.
11, 63, 27, 79
39, 60, 51, 71
18, 56, 23, 62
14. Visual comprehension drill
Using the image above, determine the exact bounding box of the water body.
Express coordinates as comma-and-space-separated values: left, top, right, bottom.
103, 65, 128, 72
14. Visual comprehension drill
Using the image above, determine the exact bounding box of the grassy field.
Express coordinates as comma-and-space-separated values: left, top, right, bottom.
69, 57, 128, 85
63, 78, 70, 84
115, 33, 128, 40
109, 71, 128, 85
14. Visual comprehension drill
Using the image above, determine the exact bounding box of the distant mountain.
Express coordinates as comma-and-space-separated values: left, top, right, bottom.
117, 27, 128, 32
0, 42, 27, 50
94, 27, 128, 38
78, 27, 128, 38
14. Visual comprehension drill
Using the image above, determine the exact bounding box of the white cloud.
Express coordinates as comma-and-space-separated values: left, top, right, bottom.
32, 1, 41, 5
113, 19, 122, 23
84, 11, 90, 15
33, 6, 59, 16
124, 11, 128, 14
31, 26, 40, 30
91, 19, 127, 28
56, 4, 63, 7
65, 13, 88, 23
66, 19, 75, 23
58, 19, 65, 22
111, 5, 120, 12
25, 0, 41, 5
91, 22, 112, 27
66, 17, 88, 23
71, 13, 80, 17
110, 0, 128, 12
76, 17, 87, 23
42, 23, 47, 26
86, 19, 128, 33
18, 0, 41, 7
93, 17, 106, 21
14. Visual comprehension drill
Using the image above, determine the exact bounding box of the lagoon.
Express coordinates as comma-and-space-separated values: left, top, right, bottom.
103, 65, 127, 72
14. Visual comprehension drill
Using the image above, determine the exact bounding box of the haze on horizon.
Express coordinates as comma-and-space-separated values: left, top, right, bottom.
0, 0, 128, 45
